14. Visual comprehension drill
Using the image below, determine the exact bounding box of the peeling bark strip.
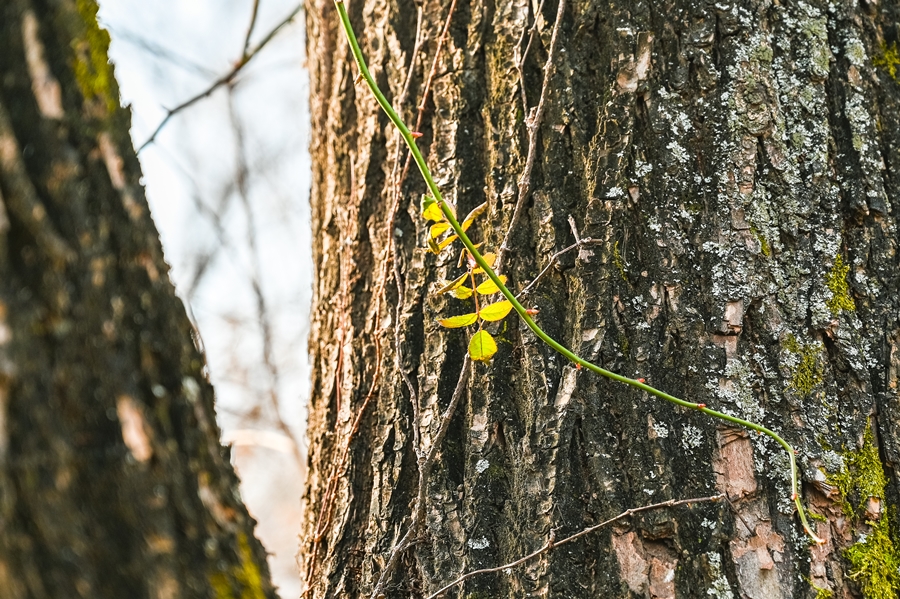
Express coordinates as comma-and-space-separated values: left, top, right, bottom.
0, 2, 276, 597
303, 0, 900, 596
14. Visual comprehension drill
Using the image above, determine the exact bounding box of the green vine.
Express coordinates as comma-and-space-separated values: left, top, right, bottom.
332, 0, 822, 544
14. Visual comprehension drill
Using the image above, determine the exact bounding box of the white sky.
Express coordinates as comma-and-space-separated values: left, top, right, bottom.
100, 1, 311, 595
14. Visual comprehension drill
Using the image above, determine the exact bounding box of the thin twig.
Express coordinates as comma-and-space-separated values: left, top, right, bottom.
242, 0, 262, 58
138, 2, 303, 152
227, 87, 304, 468
513, 214, 603, 299
724, 495, 756, 536
388, 5, 428, 460
567, 214, 580, 243
371, 3, 464, 592
106, 27, 218, 77
497, 0, 566, 271
514, 0, 548, 114
516, 238, 602, 299
370, 358, 471, 598
395, 0, 459, 197
426, 494, 725, 599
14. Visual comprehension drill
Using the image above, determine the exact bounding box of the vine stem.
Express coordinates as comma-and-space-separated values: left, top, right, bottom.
332, 0, 823, 545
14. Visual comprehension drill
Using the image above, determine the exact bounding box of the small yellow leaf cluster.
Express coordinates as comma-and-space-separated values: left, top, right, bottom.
422, 196, 486, 255
423, 195, 512, 361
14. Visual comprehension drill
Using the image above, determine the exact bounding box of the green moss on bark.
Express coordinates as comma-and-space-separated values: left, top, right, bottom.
845, 517, 900, 599
612, 240, 627, 282
72, 0, 116, 114
827, 425, 900, 599
873, 42, 900, 80
783, 334, 823, 396
209, 534, 266, 599
825, 255, 856, 316
830, 425, 887, 516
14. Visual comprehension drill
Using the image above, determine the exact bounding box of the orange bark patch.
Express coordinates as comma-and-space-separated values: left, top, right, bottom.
714, 429, 757, 499
116, 394, 153, 462
612, 529, 678, 598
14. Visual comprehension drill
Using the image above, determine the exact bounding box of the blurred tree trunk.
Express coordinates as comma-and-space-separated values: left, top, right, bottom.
0, 1, 277, 598
302, 0, 900, 597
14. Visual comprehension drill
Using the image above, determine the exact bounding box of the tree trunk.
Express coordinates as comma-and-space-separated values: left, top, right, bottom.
0, 2, 277, 597
301, 0, 900, 596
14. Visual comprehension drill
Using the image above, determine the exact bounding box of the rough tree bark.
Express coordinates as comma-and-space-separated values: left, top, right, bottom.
302, 0, 900, 597
0, 2, 278, 597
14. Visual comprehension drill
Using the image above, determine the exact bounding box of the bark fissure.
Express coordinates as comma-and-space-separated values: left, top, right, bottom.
303, 0, 900, 597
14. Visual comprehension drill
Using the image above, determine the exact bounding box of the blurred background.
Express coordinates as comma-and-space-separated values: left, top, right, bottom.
99, 1, 310, 595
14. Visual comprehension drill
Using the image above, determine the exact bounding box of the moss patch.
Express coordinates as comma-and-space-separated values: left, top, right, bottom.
873, 42, 900, 81
825, 255, 855, 316
73, 0, 116, 114
828, 424, 900, 599
612, 240, 628, 282
209, 533, 266, 599
808, 581, 834, 599
830, 425, 887, 517
783, 334, 823, 396
845, 517, 900, 599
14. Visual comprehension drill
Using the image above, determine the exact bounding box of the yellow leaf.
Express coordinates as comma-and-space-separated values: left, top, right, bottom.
422, 202, 444, 222
468, 330, 497, 361
428, 237, 440, 253
454, 285, 473, 299
430, 222, 451, 238
436, 234, 458, 251
436, 273, 468, 294
438, 313, 478, 328
472, 252, 497, 274
476, 275, 507, 295
479, 300, 513, 321
461, 202, 487, 231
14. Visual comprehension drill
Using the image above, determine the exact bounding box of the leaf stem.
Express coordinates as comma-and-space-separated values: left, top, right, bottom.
333, 0, 822, 544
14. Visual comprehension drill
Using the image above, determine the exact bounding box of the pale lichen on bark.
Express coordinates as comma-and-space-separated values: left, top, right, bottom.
302, 0, 900, 596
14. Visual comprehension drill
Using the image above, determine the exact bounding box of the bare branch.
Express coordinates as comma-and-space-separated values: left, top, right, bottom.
227, 88, 304, 468
516, 238, 602, 299
514, 0, 547, 113
426, 494, 725, 599
138, 2, 303, 152
242, 0, 263, 58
